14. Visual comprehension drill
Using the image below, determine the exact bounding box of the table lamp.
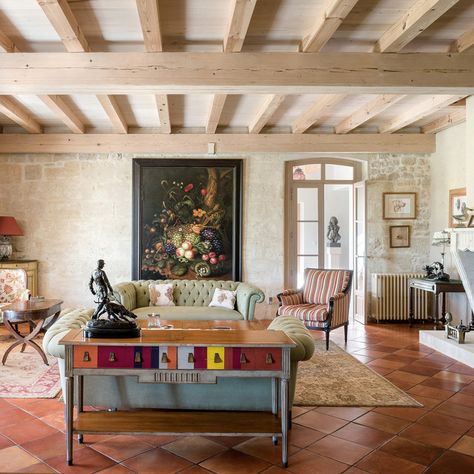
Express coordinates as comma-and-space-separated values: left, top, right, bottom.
431, 230, 450, 268
0, 216, 23, 260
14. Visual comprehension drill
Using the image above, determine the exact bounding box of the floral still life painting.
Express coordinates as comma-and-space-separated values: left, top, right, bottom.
133, 159, 242, 281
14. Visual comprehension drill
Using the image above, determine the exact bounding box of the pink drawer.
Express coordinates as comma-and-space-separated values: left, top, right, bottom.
98, 346, 134, 368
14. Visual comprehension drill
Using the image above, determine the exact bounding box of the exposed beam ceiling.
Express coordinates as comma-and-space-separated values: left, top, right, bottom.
37, 0, 127, 134
379, 95, 465, 133
136, 0, 171, 133
293, 95, 345, 133
0, 133, 435, 154
206, 95, 227, 134
206, 0, 257, 134
248, 95, 285, 134
1, 53, 472, 95
39, 95, 85, 134
335, 95, 406, 134
301, 0, 359, 52
450, 27, 474, 53
0, 97, 42, 133
421, 107, 466, 134
375, 0, 460, 53
0, 29, 18, 53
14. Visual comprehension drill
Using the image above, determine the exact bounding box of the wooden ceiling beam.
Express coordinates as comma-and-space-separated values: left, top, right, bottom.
248, 95, 285, 134
450, 27, 474, 53
136, 1, 171, 133
0, 133, 435, 154
39, 95, 85, 133
293, 94, 345, 133
0, 29, 18, 53
421, 107, 466, 133
206, 95, 227, 134
0, 97, 42, 133
97, 95, 128, 134
379, 95, 465, 133
224, 0, 257, 53
37, 0, 91, 52
375, 0, 460, 53
335, 94, 406, 134
0, 53, 473, 95
301, 0, 359, 52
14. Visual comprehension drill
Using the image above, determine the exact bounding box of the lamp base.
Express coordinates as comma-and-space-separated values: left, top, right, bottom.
0, 236, 12, 260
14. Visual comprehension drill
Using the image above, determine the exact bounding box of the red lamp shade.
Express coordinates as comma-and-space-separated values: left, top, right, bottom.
0, 216, 23, 236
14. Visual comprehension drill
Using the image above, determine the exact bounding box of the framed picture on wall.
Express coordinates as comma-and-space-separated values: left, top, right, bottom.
389, 225, 410, 248
383, 192, 416, 219
132, 159, 242, 281
448, 187, 467, 227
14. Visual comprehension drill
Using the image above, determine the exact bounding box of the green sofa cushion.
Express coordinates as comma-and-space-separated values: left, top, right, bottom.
133, 305, 243, 320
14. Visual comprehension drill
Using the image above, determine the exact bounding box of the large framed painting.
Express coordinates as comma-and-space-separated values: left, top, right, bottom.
133, 159, 242, 281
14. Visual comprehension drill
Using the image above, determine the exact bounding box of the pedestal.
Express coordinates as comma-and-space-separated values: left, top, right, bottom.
326, 246, 342, 269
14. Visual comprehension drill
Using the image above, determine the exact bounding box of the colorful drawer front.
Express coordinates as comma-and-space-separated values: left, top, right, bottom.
207, 347, 225, 370
255, 348, 282, 370
134, 347, 152, 368
177, 346, 195, 369
74, 346, 98, 368
98, 346, 135, 368
159, 346, 177, 369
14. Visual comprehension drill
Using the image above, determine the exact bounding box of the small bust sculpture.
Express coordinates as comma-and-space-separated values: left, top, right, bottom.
327, 216, 341, 247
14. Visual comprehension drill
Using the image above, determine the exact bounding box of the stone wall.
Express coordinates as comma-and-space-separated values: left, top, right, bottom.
1, 152, 430, 318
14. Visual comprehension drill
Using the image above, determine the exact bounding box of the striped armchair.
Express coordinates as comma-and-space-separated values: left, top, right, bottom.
277, 268, 353, 350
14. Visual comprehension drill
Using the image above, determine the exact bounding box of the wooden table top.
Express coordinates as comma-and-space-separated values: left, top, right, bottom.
59, 319, 296, 348
1, 299, 63, 322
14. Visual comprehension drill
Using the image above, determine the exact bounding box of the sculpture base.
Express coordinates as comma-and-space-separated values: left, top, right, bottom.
84, 320, 141, 339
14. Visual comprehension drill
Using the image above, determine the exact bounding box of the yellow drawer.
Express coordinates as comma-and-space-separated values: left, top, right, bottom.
207, 346, 225, 370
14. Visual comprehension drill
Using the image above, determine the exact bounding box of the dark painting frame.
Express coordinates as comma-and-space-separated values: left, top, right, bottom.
132, 159, 242, 281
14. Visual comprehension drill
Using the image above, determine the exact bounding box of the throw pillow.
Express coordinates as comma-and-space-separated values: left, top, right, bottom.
149, 283, 175, 306
209, 288, 236, 310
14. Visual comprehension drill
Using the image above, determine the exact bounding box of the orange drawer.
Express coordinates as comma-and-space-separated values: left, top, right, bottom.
74, 346, 98, 368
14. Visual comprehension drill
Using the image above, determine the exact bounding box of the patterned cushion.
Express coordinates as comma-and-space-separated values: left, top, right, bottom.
303, 270, 351, 305
280, 292, 303, 306
0, 269, 28, 305
277, 303, 328, 322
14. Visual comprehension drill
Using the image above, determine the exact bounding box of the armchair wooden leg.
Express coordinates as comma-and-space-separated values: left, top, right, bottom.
344, 322, 348, 344
325, 329, 330, 351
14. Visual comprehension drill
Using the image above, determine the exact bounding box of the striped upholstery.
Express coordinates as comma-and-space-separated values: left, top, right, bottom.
331, 292, 351, 327
277, 303, 328, 323
303, 269, 351, 305
279, 290, 303, 306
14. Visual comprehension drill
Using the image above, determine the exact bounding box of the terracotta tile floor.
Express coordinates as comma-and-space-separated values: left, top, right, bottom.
1, 322, 474, 473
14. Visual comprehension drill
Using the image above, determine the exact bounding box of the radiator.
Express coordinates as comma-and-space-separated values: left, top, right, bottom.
370, 273, 431, 322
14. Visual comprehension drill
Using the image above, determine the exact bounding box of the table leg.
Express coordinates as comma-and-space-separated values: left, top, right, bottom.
408, 286, 414, 327
2, 319, 48, 365
280, 378, 289, 468
66, 375, 74, 465
441, 292, 447, 325
272, 377, 278, 446
77, 375, 84, 444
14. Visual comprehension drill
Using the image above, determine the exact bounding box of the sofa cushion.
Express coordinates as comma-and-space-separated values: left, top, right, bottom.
277, 303, 328, 322
209, 288, 236, 309
132, 280, 240, 308
133, 305, 243, 320
149, 283, 175, 306
303, 270, 351, 305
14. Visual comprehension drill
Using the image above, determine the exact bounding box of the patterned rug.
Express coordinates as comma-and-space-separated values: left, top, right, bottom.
0, 335, 61, 398
294, 340, 421, 407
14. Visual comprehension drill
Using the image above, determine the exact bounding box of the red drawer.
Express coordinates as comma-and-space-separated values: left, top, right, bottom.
194, 347, 207, 369
254, 348, 282, 370
134, 347, 152, 368
98, 346, 134, 368
224, 347, 241, 370
74, 346, 98, 368
239, 348, 256, 370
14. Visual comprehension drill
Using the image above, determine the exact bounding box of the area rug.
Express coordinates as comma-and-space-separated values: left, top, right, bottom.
0, 335, 61, 398
294, 340, 421, 407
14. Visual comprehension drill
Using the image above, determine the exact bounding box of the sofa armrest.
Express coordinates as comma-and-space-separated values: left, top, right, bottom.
327, 292, 350, 328
42, 308, 94, 359
277, 289, 304, 306
235, 283, 265, 320
113, 282, 138, 311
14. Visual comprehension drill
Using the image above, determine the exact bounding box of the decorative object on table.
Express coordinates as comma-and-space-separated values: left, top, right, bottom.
444, 312, 470, 343
326, 216, 341, 247
432, 230, 450, 268
0, 216, 23, 261
448, 187, 468, 227
389, 225, 410, 248
133, 159, 242, 281
85, 259, 139, 338
383, 192, 416, 219
423, 261, 450, 281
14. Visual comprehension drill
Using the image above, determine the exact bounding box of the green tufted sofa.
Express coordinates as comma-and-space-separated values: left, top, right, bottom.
43, 310, 315, 411
114, 279, 265, 320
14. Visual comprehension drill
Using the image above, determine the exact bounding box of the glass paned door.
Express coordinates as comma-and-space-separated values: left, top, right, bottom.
353, 181, 367, 324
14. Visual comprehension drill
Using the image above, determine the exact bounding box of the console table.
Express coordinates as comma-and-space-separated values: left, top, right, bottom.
59, 324, 295, 467
408, 278, 465, 329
